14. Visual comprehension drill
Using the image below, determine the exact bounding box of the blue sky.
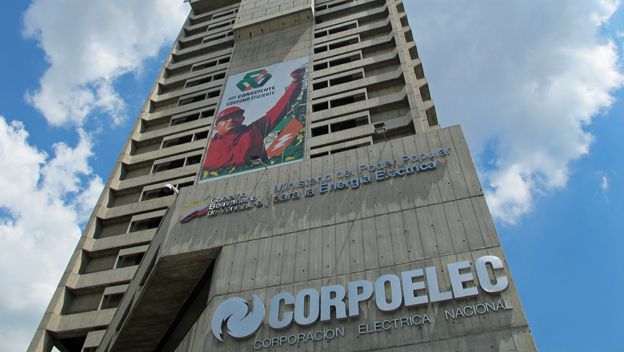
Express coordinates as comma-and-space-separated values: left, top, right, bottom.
0, 0, 622, 351
503, 96, 624, 350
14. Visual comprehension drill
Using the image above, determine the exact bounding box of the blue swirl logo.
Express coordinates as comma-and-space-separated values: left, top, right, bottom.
211, 294, 265, 341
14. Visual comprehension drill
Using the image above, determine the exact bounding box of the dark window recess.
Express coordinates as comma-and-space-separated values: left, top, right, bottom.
327, 0, 353, 9
311, 151, 329, 158
328, 23, 356, 35
311, 125, 329, 137
419, 84, 432, 101
404, 30, 414, 43
212, 10, 234, 19
193, 60, 217, 71
207, 90, 220, 98
397, 2, 406, 13
314, 31, 327, 38
142, 187, 175, 201
313, 62, 329, 71
178, 181, 194, 189
189, 14, 212, 26
57, 336, 86, 352
330, 54, 360, 67
186, 155, 202, 165
332, 142, 369, 154
313, 101, 329, 112
204, 33, 227, 42
331, 93, 365, 108
414, 64, 425, 79
153, 159, 185, 173
171, 112, 200, 126
202, 109, 216, 118
409, 46, 419, 60
184, 25, 208, 37
328, 38, 358, 50
117, 252, 145, 268
195, 130, 209, 140
314, 45, 328, 54
208, 21, 230, 30
101, 293, 124, 310
219, 57, 230, 64
330, 72, 362, 86
178, 94, 205, 106
213, 72, 226, 80
400, 15, 409, 27
313, 81, 329, 90
331, 116, 368, 132
186, 76, 212, 88
162, 135, 193, 148
129, 217, 162, 232
179, 37, 204, 50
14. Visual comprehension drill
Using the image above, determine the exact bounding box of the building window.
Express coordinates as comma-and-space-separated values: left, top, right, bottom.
100, 292, 124, 310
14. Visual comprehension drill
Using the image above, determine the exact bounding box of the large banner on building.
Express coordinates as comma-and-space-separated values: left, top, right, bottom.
198, 57, 309, 183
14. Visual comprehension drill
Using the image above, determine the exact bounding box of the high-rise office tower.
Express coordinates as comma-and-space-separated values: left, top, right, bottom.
29, 0, 537, 351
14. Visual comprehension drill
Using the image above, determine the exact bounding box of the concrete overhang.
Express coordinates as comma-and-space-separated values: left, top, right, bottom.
106, 248, 219, 352
188, 0, 239, 13
233, 6, 313, 40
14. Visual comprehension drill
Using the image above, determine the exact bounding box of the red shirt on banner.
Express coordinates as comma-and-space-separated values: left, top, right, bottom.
203, 69, 304, 173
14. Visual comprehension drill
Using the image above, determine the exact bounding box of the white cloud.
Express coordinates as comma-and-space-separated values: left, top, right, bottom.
0, 116, 103, 349
591, 0, 620, 25
23, 0, 189, 126
601, 175, 610, 193
407, 0, 623, 224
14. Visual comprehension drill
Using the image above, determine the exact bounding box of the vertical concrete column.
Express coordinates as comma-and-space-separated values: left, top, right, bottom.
229, 0, 314, 74
385, 0, 436, 133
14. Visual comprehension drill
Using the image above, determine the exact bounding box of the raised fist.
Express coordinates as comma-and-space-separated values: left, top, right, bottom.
290, 67, 305, 81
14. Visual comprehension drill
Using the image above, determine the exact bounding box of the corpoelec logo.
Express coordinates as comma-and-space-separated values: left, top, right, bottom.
211, 294, 265, 341
237, 68, 272, 91
211, 255, 510, 346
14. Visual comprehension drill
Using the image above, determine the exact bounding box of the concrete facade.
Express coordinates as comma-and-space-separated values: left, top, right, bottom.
29, 0, 536, 351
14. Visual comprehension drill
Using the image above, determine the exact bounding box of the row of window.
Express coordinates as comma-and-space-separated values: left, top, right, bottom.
178, 88, 221, 107
314, 21, 357, 39
171, 9, 237, 64
312, 92, 366, 112
311, 114, 369, 137
171, 108, 215, 126
152, 153, 202, 174
141, 180, 193, 202
150, 86, 221, 114
314, 35, 360, 54
192, 55, 231, 72
315, 0, 356, 13
180, 27, 234, 51
154, 59, 229, 105
307, 0, 416, 157
187, 6, 238, 29
310, 140, 372, 159
161, 129, 209, 149
316, 0, 383, 24
312, 70, 364, 90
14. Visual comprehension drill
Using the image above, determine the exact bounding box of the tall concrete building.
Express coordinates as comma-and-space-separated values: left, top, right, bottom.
29, 0, 537, 351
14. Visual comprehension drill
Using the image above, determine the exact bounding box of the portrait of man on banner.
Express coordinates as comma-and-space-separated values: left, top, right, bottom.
199, 57, 309, 183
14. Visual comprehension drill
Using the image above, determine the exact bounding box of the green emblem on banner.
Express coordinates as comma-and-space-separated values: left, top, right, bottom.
237, 69, 272, 91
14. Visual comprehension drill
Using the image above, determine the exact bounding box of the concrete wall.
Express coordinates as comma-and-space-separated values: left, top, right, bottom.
162, 125, 536, 351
